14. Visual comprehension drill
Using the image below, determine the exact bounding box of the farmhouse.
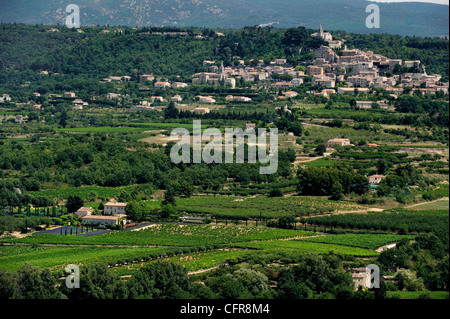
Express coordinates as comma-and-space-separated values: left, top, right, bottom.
139, 74, 154, 82
154, 81, 171, 89
81, 215, 125, 227
291, 78, 304, 87
274, 58, 287, 65
104, 201, 127, 215
171, 95, 183, 102
172, 82, 188, 88
356, 101, 374, 109
368, 175, 386, 184
283, 91, 298, 98
75, 206, 93, 217
350, 267, 371, 290
325, 138, 351, 148
197, 96, 216, 104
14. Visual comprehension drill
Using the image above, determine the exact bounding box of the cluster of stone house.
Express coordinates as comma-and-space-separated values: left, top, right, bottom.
75, 200, 127, 227
8, 25, 447, 115
192, 62, 236, 88
186, 28, 447, 98
195, 58, 308, 91
312, 44, 448, 96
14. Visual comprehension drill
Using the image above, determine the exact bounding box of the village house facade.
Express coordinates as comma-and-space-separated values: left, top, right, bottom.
104, 202, 127, 215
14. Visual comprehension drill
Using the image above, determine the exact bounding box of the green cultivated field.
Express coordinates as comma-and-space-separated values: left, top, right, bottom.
145, 196, 366, 219
232, 240, 379, 257
0, 245, 177, 272
2, 224, 317, 247
305, 209, 449, 233
299, 233, 414, 250
114, 249, 251, 276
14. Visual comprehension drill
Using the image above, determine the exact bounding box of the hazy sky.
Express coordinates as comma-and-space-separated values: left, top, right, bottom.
370, 0, 449, 4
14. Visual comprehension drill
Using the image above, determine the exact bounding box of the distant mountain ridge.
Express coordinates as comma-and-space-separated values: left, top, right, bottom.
0, 0, 448, 37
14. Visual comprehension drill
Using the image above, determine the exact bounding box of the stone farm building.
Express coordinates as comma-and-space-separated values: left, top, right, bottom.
75, 206, 93, 218
81, 215, 124, 227
104, 202, 127, 215
325, 138, 351, 148
356, 101, 374, 109
350, 267, 372, 290
368, 175, 386, 184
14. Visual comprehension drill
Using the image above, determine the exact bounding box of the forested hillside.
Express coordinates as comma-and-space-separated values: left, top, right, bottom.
0, 24, 448, 86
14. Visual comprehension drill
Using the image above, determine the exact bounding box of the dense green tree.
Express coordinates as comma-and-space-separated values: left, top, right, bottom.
127, 262, 195, 299
315, 144, 327, 156
164, 101, 179, 119
65, 195, 84, 214
125, 201, 147, 222
329, 181, 344, 201
63, 263, 124, 299
5, 263, 66, 299
277, 254, 354, 298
